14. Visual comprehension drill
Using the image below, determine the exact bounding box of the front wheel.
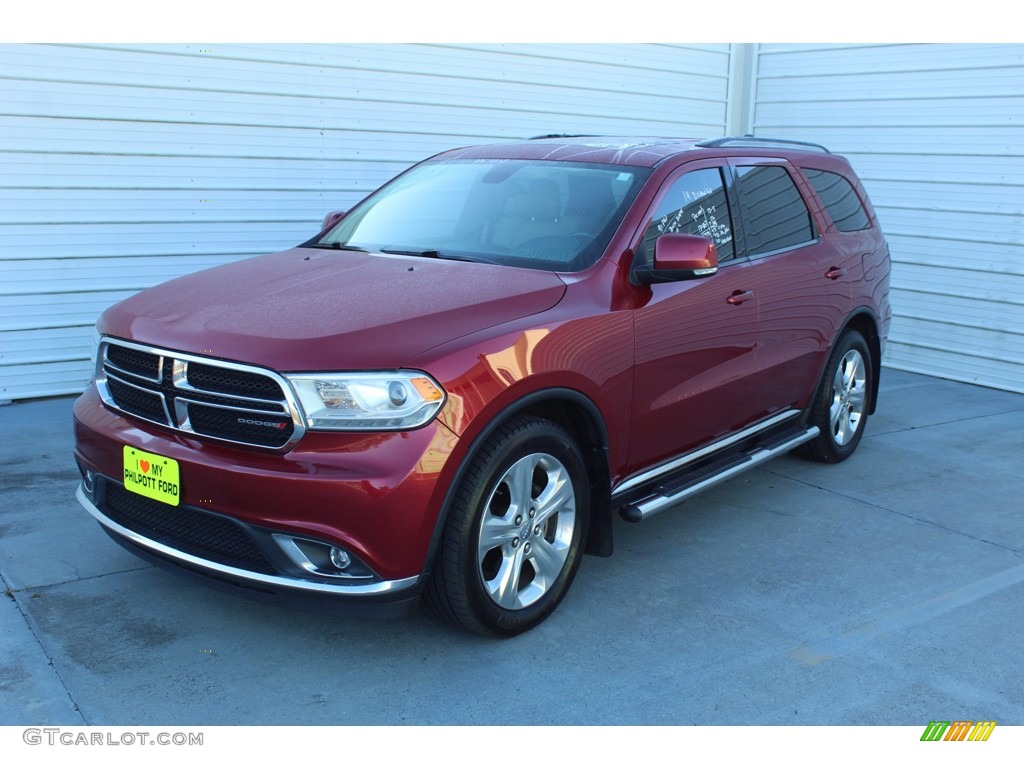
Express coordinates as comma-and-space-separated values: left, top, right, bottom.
425, 416, 590, 636
797, 329, 873, 463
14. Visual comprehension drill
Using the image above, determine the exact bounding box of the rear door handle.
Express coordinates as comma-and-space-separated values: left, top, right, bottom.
825, 266, 847, 280
726, 290, 755, 305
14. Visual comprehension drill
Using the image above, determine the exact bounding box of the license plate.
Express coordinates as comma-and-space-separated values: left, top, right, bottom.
123, 446, 180, 506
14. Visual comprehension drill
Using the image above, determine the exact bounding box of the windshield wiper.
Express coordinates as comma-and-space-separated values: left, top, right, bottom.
380, 247, 499, 265
305, 242, 370, 252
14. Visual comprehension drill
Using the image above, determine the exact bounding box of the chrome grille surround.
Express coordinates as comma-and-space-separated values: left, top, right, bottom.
96, 337, 306, 451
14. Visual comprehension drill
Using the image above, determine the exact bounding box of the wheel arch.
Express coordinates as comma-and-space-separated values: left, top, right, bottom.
841, 308, 882, 416
808, 308, 881, 421
423, 388, 614, 581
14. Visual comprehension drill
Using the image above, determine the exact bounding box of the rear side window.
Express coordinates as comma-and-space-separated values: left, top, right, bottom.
802, 168, 871, 232
734, 165, 815, 256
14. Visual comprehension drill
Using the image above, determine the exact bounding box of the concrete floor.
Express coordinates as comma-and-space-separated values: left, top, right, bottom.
2, 368, 1022, 725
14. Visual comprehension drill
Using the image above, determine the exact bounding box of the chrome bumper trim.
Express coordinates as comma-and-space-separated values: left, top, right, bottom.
76, 485, 419, 596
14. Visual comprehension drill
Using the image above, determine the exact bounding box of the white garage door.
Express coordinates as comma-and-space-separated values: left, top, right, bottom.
0, 43, 732, 401
751, 43, 1024, 394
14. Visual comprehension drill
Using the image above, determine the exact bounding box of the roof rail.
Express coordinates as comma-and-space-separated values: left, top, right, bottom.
696, 135, 831, 154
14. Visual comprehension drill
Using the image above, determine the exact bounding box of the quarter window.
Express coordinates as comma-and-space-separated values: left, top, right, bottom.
642, 167, 735, 262
802, 168, 871, 232
734, 165, 815, 256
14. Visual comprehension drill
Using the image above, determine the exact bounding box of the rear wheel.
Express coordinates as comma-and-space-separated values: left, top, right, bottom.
798, 329, 873, 463
425, 416, 589, 636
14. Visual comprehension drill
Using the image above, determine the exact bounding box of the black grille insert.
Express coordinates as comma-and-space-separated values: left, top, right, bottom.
188, 403, 294, 447
187, 362, 285, 400
107, 376, 168, 424
102, 481, 276, 574
106, 344, 161, 379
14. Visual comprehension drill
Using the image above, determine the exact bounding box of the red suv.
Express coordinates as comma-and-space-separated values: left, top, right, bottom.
73, 135, 891, 636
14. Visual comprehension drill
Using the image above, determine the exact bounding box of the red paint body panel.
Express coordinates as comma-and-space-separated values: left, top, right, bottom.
407, 260, 637, 480
99, 248, 566, 371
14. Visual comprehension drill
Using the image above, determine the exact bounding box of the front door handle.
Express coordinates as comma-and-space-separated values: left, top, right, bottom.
726, 290, 755, 306
825, 266, 847, 280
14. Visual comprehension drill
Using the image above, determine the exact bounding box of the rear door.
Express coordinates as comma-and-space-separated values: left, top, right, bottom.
728, 159, 854, 412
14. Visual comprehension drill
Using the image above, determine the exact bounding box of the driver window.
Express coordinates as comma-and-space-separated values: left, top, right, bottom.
640, 167, 735, 263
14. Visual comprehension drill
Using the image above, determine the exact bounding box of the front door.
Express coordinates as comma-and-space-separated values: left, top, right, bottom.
628, 163, 763, 473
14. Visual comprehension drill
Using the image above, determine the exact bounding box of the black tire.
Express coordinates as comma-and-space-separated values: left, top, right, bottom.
424, 416, 590, 636
797, 329, 873, 463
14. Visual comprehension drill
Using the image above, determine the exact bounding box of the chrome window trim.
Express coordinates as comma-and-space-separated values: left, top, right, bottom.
96, 337, 306, 451
78, 486, 419, 596
744, 236, 821, 261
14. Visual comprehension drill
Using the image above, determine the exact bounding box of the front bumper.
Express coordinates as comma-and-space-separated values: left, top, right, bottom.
73, 385, 462, 615
77, 486, 422, 617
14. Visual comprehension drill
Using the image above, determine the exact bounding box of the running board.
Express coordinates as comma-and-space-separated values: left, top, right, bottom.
619, 426, 819, 522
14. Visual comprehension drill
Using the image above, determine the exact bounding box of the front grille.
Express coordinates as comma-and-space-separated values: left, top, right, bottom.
187, 362, 285, 400
106, 375, 168, 422
97, 339, 302, 450
188, 403, 293, 447
106, 343, 161, 380
102, 480, 276, 574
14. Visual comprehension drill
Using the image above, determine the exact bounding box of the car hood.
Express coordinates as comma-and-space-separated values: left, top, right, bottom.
99, 248, 567, 371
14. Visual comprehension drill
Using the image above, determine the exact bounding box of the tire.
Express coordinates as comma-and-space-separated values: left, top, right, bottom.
797, 329, 873, 463
425, 416, 590, 636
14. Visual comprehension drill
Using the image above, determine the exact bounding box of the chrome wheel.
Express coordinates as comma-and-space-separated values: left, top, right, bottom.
476, 452, 576, 610
425, 416, 589, 635
829, 348, 867, 446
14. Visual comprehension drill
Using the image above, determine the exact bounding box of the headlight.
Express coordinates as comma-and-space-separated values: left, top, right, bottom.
89, 326, 102, 373
286, 371, 445, 431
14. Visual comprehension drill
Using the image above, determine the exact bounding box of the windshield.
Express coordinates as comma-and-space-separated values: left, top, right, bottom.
311, 158, 652, 271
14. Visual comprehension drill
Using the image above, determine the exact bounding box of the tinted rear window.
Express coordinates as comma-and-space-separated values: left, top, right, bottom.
734, 165, 815, 256
803, 168, 871, 232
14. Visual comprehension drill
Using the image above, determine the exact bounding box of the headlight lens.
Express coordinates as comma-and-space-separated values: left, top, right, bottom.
286, 371, 445, 431
89, 325, 102, 374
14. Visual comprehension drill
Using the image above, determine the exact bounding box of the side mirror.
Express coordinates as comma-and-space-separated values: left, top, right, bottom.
633, 234, 719, 285
321, 210, 346, 230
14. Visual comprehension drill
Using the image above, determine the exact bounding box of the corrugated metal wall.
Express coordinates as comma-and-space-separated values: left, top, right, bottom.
6, 43, 1021, 401
752, 43, 1024, 394
0, 43, 731, 401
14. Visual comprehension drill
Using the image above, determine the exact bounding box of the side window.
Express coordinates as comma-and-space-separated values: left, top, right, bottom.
734, 165, 815, 256
642, 167, 735, 262
802, 168, 871, 232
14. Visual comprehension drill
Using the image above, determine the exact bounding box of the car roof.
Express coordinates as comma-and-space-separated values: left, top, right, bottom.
439, 137, 704, 168
436, 135, 838, 169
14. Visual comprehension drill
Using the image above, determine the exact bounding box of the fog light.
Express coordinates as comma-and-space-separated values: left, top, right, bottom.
329, 546, 352, 570
83, 468, 95, 494
272, 534, 376, 580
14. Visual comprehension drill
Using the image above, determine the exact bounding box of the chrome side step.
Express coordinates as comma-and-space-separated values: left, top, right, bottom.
612, 409, 801, 498
619, 426, 819, 522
